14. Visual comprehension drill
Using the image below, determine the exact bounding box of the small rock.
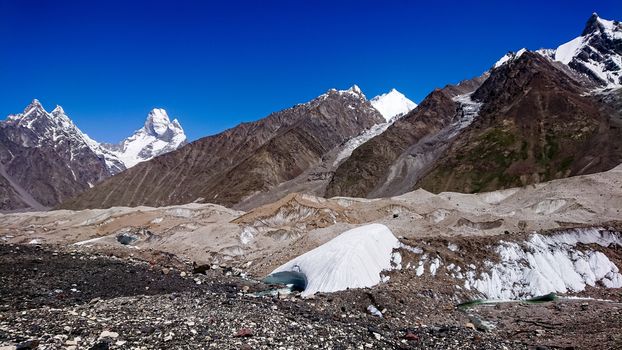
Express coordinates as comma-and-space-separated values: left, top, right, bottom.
180, 271, 187, 277
465, 322, 476, 330
403, 332, 418, 341
15, 340, 38, 350
234, 328, 253, 337
98, 330, 119, 340
162, 268, 170, 275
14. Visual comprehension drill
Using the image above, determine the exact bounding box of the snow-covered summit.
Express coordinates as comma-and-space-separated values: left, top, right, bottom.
493, 48, 527, 69
552, 14, 621, 88
144, 108, 183, 138
370, 88, 417, 121
101, 108, 186, 169
323, 85, 367, 100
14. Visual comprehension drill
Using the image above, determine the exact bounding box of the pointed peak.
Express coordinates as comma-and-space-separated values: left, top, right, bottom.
493, 48, 528, 69
144, 108, 174, 136
581, 13, 620, 36
370, 88, 417, 121
348, 84, 362, 94
342, 84, 366, 99
21, 98, 46, 116
583, 13, 603, 36
26, 98, 43, 110
147, 108, 170, 121
51, 105, 65, 115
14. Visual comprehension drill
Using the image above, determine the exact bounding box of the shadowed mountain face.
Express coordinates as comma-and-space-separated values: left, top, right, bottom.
60, 87, 384, 209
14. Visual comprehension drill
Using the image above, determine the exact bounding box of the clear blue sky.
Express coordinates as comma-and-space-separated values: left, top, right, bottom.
1, 0, 620, 142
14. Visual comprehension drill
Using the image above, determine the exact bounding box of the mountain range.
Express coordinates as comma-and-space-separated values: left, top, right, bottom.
0, 102, 186, 210
1, 14, 621, 213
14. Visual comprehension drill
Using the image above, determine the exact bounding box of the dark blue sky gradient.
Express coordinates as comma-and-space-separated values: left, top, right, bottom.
1, 0, 620, 142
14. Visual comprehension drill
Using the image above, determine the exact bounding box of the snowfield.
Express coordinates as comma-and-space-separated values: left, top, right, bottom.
271, 223, 400, 296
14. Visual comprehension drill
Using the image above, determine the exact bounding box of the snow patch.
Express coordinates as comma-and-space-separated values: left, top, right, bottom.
333, 121, 393, 166
272, 224, 400, 296
240, 226, 257, 245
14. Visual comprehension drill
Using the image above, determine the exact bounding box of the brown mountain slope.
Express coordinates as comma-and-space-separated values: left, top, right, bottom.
415, 52, 622, 193
60, 87, 384, 209
0, 101, 109, 211
325, 77, 485, 198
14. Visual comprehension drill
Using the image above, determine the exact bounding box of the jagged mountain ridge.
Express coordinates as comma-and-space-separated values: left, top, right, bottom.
0, 101, 186, 211
59, 86, 386, 209
328, 14, 622, 199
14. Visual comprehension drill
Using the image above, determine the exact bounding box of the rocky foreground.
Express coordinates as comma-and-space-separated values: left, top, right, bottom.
1, 244, 621, 349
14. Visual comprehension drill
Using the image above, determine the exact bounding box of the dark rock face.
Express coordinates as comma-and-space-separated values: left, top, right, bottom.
60, 87, 384, 209
416, 52, 622, 193
0, 101, 109, 211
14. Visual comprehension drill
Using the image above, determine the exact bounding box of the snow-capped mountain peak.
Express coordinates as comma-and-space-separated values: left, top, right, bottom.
100, 108, 187, 170
51, 105, 65, 116
493, 48, 527, 69
370, 88, 417, 121
145, 108, 174, 136
553, 14, 622, 88
582, 13, 621, 37
332, 85, 367, 99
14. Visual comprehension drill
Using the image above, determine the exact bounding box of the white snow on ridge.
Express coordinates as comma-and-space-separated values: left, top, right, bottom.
333, 121, 394, 166
554, 36, 585, 65
370, 89, 417, 121
552, 14, 622, 88
493, 48, 527, 68
272, 223, 400, 297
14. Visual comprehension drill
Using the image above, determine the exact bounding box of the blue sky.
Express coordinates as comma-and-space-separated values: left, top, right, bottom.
1, 0, 620, 142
